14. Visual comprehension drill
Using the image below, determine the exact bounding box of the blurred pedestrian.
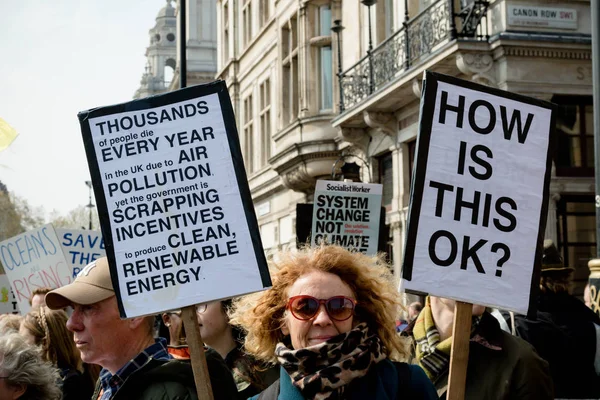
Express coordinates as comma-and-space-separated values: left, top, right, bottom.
19, 306, 94, 399
500, 240, 600, 398
161, 309, 190, 359
29, 287, 52, 309
44, 257, 238, 400
405, 296, 553, 399
231, 245, 438, 400
0, 332, 61, 400
408, 302, 423, 322
199, 300, 278, 398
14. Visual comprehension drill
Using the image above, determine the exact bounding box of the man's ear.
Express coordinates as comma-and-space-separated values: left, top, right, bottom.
11, 383, 26, 399
128, 316, 148, 330
161, 313, 170, 325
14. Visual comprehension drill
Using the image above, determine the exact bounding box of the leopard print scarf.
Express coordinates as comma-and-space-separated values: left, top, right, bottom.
275, 322, 386, 400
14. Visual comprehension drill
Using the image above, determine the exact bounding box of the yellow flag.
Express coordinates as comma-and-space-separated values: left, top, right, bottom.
0, 118, 18, 152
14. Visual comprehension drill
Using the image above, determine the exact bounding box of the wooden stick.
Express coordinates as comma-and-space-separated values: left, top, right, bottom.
181, 305, 214, 400
447, 301, 472, 400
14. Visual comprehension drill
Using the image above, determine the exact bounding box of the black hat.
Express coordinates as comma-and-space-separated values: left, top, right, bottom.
541, 239, 573, 272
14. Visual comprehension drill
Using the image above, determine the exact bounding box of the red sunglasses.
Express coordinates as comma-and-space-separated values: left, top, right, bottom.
286, 295, 357, 322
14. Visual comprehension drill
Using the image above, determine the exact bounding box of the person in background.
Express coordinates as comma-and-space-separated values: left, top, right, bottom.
408, 302, 423, 322
19, 306, 94, 400
29, 287, 52, 309
231, 245, 438, 400
161, 309, 190, 360
0, 332, 62, 400
0, 314, 22, 334
405, 296, 553, 399
44, 257, 238, 400
198, 300, 279, 398
500, 240, 600, 398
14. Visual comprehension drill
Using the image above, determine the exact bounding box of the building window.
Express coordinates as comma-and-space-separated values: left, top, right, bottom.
223, 1, 230, 62
378, 153, 393, 212
407, 140, 416, 192
553, 96, 594, 177
259, 0, 269, 28
282, 16, 298, 124
243, 95, 254, 173
318, 5, 332, 111
259, 79, 272, 166
557, 195, 596, 297
243, 0, 252, 47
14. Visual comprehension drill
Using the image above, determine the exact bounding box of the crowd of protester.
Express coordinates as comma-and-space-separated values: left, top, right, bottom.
0, 242, 598, 399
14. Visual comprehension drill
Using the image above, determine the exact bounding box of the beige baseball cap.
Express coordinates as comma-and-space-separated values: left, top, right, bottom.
46, 257, 115, 309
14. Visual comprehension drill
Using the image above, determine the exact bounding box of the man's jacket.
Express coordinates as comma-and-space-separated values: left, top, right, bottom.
502, 292, 600, 398
406, 311, 554, 400
92, 348, 238, 400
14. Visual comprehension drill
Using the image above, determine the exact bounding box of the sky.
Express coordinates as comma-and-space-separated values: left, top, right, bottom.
0, 0, 168, 217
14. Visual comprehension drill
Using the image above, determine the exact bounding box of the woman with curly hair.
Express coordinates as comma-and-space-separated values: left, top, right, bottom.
0, 332, 61, 400
230, 245, 437, 400
19, 306, 94, 400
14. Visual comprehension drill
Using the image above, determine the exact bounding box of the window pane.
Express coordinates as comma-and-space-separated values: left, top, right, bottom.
566, 215, 596, 243
586, 136, 595, 168
566, 201, 595, 213
319, 5, 331, 36
320, 46, 333, 110
585, 105, 594, 135
380, 154, 393, 208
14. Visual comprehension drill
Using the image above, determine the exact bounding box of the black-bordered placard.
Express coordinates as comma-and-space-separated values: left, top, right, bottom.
79, 81, 271, 318
402, 71, 556, 317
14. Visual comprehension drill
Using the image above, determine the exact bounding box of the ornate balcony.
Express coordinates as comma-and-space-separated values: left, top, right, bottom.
338, 0, 489, 112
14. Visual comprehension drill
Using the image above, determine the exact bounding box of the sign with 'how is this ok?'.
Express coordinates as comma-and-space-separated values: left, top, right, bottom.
402, 71, 556, 316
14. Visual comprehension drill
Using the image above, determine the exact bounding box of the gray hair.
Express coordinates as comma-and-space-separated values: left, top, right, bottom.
0, 333, 61, 400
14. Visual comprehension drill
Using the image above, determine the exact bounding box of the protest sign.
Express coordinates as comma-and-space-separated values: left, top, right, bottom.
79, 80, 271, 318
0, 224, 72, 314
56, 228, 106, 279
0, 274, 19, 314
311, 180, 383, 255
402, 71, 555, 316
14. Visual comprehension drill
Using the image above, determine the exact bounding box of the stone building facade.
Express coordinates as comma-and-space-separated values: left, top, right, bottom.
211, 0, 594, 295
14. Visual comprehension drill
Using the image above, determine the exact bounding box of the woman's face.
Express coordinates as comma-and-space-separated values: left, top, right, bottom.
162, 312, 184, 346
196, 301, 230, 346
282, 271, 355, 349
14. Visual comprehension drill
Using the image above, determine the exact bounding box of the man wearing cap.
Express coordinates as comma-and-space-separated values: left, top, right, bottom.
46, 257, 238, 400
501, 240, 600, 398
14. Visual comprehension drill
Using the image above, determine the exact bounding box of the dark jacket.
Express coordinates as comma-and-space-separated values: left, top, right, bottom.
92, 348, 238, 400
224, 346, 279, 399
406, 312, 554, 400
60, 368, 94, 400
502, 292, 600, 398
249, 360, 438, 400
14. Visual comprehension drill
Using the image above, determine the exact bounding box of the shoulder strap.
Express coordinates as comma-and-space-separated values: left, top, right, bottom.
394, 362, 414, 399
258, 379, 280, 400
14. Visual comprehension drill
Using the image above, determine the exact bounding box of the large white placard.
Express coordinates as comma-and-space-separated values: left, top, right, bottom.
0, 224, 72, 314
79, 81, 271, 318
402, 72, 554, 315
311, 180, 383, 255
0, 275, 19, 314
55, 228, 106, 279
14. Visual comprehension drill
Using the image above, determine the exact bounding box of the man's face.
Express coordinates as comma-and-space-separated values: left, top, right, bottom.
31, 294, 46, 309
66, 296, 132, 368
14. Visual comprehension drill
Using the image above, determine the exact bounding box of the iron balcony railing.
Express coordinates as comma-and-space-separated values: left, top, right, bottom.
338, 0, 489, 112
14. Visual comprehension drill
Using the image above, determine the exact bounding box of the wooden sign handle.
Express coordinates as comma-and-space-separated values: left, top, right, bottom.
181, 305, 214, 400
447, 301, 472, 400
